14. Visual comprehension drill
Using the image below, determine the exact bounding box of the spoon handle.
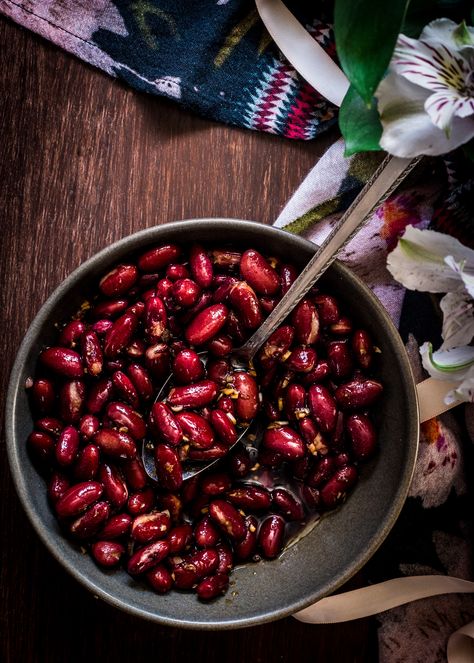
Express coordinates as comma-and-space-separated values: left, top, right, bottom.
236, 154, 420, 362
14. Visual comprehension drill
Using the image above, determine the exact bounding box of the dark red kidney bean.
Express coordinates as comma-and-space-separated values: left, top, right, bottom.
80, 330, 103, 377
70, 501, 110, 540
259, 296, 278, 314
314, 294, 340, 325
127, 487, 155, 516
144, 342, 170, 380
258, 448, 284, 468
99, 513, 132, 539
40, 347, 83, 378
284, 384, 307, 421
127, 539, 170, 575
306, 456, 336, 488
228, 281, 262, 329
258, 325, 294, 368
234, 515, 258, 561
292, 299, 319, 345
227, 485, 272, 511
91, 540, 125, 568
196, 574, 229, 601
144, 295, 167, 343
207, 334, 233, 357
172, 349, 205, 384
190, 244, 213, 288
185, 304, 228, 346
154, 444, 183, 491
320, 465, 358, 508
301, 485, 322, 509
240, 249, 280, 295
188, 442, 228, 461
106, 401, 147, 440
180, 291, 214, 325
104, 312, 138, 358
175, 411, 215, 449
346, 414, 377, 459
151, 402, 183, 446
55, 481, 103, 518
212, 277, 239, 304
224, 310, 245, 344
200, 472, 232, 496
48, 472, 70, 504
126, 363, 154, 402
258, 515, 285, 559
168, 380, 218, 410
285, 346, 317, 373
99, 462, 128, 508
173, 549, 219, 588
92, 319, 114, 336
59, 380, 85, 423
230, 371, 259, 422
35, 416, 63, 437
126, 339, 146, 359
86, 378, 114, 414
272, 488, 305, 521
209, 410, 237, 446
211, 249, 242, 270
181, 475, 200, 504
208, 499, 247, 541
335, 452, 351, 467
155, 277, 173, 304
330, 316, 353, 336
99, 264, 138, 297
194, 515, 221, 548
301, 360, 331, 385
331, 411, 346, 451
146, 564, 173, 593
263, 426, 306, 460
216, 542, 233, 575
217, 395, 234, 415
58, 320, 86, 348
327, 340, 353, 379
308, 384, 338, 433
263, 398, 280, 421
159, 493, 182, 522
121, 457, 148, 491
172, 279, 201, 308
207, 359, 231, 386
167, 523, 193, 553
131, 510, 171, 544
79, 414, 99, 440
272, 370, 295, 402
28, 430, 55, 462
94, 429, 137, 460
92, 298, 129, 320
291, 454, 311, 481
186, 493, 210, 519
335, 379, 383, 409
280, 264, 298, 295
228, 449, 252, 478
111, 370, 139, 408
55, 425, 80, 467
298, 417, 328, 456
30, 378, 56, 414
137, 244, 181, 273
166, 263, 190, 281
352, 330, 373, 369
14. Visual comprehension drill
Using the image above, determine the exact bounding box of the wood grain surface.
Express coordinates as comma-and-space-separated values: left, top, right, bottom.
0, 17, 376, 663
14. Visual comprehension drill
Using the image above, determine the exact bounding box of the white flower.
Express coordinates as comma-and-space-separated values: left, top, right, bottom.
375, 19, 474, 158
387, 226, 474, 403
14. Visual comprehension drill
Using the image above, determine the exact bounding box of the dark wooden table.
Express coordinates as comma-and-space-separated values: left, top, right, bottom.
0, 17, 377, 662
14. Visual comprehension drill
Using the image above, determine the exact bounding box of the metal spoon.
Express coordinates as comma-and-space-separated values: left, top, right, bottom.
143, 155, 419, 481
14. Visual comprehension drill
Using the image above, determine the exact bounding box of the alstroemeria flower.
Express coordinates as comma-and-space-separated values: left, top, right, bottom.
387, 226, 474, 403
375, 19, 474, 158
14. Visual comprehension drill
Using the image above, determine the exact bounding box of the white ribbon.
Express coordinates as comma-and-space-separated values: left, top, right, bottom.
255, 1, 474, 660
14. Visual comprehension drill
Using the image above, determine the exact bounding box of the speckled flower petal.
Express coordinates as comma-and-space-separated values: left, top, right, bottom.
420, 342, 474, 381
440, 292, 474, 350
445, 365, 474, 404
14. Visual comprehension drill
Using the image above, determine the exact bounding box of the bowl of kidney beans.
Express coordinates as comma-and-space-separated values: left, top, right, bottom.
6, 219, 418, 628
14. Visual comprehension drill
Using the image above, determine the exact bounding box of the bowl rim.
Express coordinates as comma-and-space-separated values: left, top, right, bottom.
5, 218, 419, 629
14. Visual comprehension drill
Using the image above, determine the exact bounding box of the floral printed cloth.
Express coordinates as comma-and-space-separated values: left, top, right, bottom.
276, 139, 474, 663
0, 0, 337, 139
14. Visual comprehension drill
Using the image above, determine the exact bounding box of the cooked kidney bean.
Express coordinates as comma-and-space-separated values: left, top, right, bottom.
25, 240, 384, 602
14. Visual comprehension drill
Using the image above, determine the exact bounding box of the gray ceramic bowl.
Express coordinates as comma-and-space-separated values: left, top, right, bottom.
6, 219, 419, 629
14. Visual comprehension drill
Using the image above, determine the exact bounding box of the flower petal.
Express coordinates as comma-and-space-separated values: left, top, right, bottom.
386, 225, 474, 293
420, 341, 474, 381
424, 90, 474, 132
445, 365, 474, 404
444, 255, 474, 298
420, 18, 474, 50
376, 72, 474, 157
440, 291, 474, 349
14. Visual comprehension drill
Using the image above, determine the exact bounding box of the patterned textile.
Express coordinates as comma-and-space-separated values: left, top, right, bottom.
0, 0, 337, 139
276, 139, 474, 663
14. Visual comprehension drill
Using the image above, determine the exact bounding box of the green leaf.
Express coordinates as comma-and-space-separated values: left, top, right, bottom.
339, 85, 383, 156
334, 0, 409, 104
